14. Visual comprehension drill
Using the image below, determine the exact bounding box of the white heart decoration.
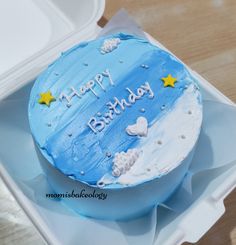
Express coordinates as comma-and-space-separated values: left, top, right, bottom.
126, 116, 148, 137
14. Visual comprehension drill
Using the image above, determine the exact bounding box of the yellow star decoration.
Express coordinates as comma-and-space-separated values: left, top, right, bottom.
161, 74, 177, 88
38, 91, 56, 107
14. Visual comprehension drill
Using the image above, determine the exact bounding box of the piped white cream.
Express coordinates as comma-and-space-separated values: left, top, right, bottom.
100, 38, 121, 54
126, 116, 148, 137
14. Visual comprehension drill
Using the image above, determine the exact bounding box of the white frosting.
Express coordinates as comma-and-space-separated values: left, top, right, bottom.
99, 84, 202, 185
100, 38, 121, 54
112, 149, 140, 177
126, 116, 148, 137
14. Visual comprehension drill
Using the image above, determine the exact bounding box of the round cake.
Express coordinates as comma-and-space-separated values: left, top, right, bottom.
28, 33, 202, 220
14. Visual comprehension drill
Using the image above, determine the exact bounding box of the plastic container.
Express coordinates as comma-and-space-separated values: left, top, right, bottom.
0, 1, 235, 244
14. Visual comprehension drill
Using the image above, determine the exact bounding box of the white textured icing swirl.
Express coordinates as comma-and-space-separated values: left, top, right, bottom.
112, 149, 140, 177
101, 38, 121, 54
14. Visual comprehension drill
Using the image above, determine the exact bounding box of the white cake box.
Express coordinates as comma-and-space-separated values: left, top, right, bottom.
0, 1, 235, 244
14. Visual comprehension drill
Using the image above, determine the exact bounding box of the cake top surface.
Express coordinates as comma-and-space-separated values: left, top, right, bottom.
28, 33, 202, 188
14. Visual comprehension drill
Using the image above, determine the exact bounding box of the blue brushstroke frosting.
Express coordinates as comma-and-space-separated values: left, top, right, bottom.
28, 33, 201, 187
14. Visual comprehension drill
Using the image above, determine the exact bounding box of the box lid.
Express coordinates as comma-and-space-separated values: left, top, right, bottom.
0, 0, 105, 98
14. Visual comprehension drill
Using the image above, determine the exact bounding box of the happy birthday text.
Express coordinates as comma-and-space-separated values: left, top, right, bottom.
59, 69, 113, 107
87, 82, 154, 133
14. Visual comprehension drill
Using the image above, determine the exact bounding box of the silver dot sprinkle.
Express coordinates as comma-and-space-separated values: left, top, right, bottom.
161, 105, 166, 110
141, 64, 149, 69
106, 152, 112, 157
140, 108, 146, 113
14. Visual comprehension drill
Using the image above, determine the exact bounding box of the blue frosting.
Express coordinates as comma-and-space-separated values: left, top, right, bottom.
28, 33, 198, 186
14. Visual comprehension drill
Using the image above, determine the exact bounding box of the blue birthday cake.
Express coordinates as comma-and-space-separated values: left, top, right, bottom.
28, 33, 202, 219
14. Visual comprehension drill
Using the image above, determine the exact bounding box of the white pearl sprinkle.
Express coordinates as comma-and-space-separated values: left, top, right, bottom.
73, 156, 78, 161
97, 181, 105, 187
106, 152, 112, 157
161, 105, 166, 110
140, 108, 145, 113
